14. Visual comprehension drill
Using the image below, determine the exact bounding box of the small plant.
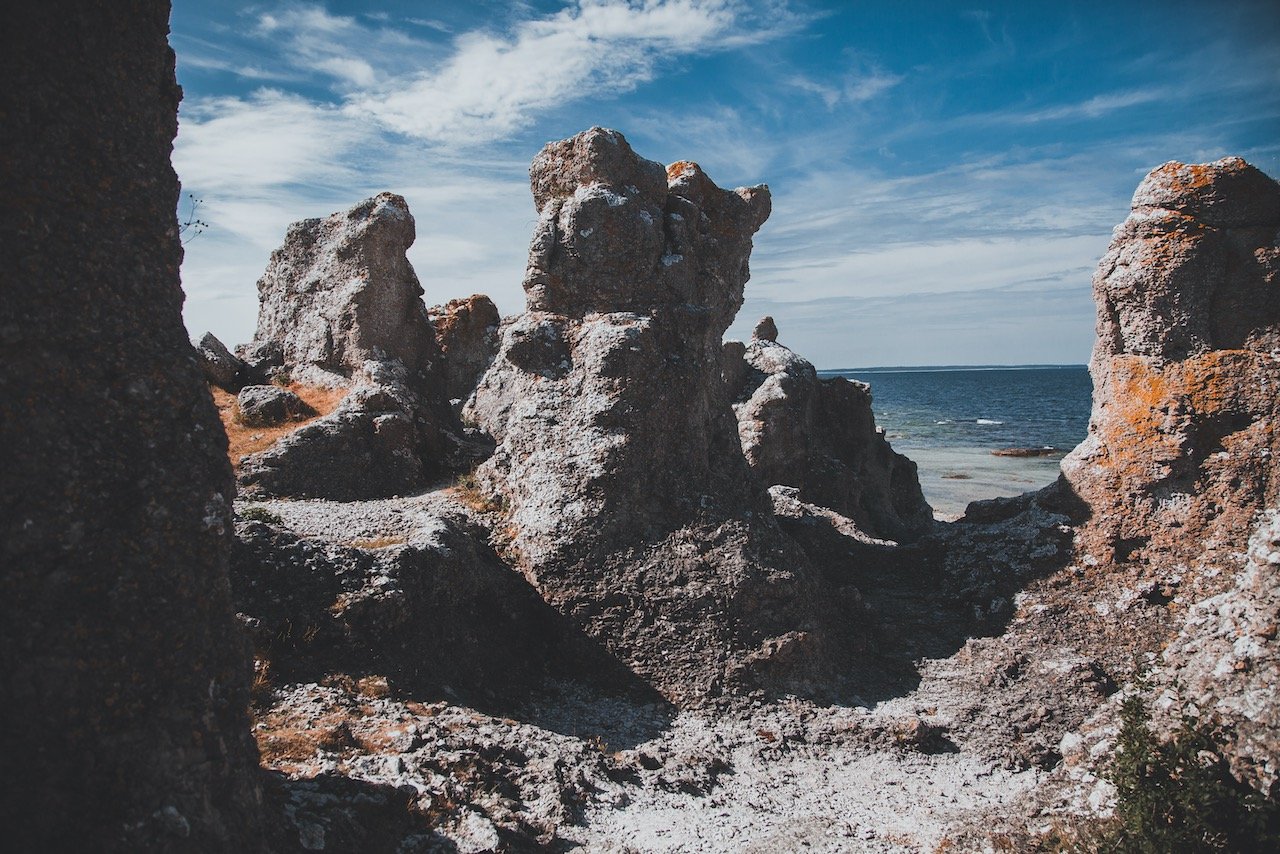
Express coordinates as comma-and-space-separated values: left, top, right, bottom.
239, 505, 283, 525
250, 655, 273, 705
452, 468, 506, 513
1056, 693, 1280, 852
178, 193, 208, 244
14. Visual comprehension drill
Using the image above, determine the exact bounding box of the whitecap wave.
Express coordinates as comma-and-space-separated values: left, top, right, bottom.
976, 418, 1004, 425
935, 419, 954, 425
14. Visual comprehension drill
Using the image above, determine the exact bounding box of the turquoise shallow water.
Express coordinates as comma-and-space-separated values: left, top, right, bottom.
819, 365, 1093, 519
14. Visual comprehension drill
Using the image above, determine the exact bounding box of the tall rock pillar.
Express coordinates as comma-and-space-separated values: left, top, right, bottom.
0, 2, 265, 849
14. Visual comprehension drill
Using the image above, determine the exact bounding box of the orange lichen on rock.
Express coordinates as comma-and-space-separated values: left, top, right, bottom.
1096, 350, 1258, 469
211, 383, 347, 468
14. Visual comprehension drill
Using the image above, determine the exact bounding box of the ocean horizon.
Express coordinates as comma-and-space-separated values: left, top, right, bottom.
819, 364, 1093, 520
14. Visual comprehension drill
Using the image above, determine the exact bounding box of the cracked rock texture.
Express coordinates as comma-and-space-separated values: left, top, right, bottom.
731, 321, 933, 542
1161, 510, 1280, 796
0, 2, 264, 848
245, 192, 441, 387
467, 128, 853, 706
1062, 157, 1280, 568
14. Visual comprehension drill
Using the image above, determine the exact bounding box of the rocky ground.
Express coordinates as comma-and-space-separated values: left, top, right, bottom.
237, 487, 1124, 852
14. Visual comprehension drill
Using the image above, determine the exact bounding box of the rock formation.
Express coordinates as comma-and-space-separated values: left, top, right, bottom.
467, 128, 856, 704
429, 294, 502, 404
730, 319, 933, 542
1062, 157, 1280, 568
235, 195, 466, 499
1162, 510, 1280, 796
236, 384, 315, 427
0, 2, 264, 848
197, 331, 253, 391
243, 192, 440, 387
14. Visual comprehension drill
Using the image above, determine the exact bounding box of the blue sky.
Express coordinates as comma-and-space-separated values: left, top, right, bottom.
172, 0, 1280, 368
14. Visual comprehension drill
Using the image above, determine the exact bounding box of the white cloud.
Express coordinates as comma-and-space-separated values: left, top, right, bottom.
350, 0, 742, 144
175, 89, 370, 194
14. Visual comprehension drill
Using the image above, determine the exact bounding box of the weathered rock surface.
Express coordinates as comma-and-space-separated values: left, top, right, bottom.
235, 196, 466, 499
248, 192, 441, 387
1161, 509, 1280, 797
236, 384, 315, 427
197, 331, 252, 391
429, 294, 501, 404
1062, 157, 1280, 568
0, 3, 263, 848
231, 511, 569, 705
467, 128, 851, 705
730, 323, 933, 542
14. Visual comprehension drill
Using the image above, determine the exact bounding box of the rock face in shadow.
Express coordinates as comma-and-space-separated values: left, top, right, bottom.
730, 320, 933, 542
235, 195, 463, 499
0, 3, 264, 849
1062, 157, 1280, 567
467, 128, 855, 705
429, 294, 502, 404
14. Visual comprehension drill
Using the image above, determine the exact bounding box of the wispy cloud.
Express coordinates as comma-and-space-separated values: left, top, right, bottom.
350, 0, 745, 144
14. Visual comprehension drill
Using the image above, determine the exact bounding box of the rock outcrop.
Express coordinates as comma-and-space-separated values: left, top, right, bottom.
429, 294, 502, 404
235, 195, 464, 499
197, 331, 253, 391
1162, 510, 1280, 797
1062, 157, 1280, 568
0, 2, 264, 848
244, 192, 440, 387
467, 128, 855, 705
236, 384, 315, 427
730, 320, 933, 542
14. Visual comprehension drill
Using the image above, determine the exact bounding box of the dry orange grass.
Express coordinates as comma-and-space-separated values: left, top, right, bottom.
210, 383, 348, 469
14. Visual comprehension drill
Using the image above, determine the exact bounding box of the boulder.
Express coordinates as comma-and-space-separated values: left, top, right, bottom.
238, 360, 448, 500
429, 294, 501, 404
236, 384, 315, 427
196, 331, 252, 391
752, 315, 778, 342
730, 323, 933, 542
1062, 157, 1280, 568
0, 3, 264, 847
467, 129, 852, 705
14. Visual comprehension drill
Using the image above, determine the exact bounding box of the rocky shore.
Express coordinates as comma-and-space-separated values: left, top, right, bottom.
4, 4, 1278, 851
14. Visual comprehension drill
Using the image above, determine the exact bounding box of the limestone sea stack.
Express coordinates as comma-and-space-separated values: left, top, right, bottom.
1062, 157, 1280, 567
467, 128, 859, 704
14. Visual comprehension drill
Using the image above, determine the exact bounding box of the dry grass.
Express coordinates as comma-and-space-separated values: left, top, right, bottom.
210, 383, 348, 469
346, 534, 409, 550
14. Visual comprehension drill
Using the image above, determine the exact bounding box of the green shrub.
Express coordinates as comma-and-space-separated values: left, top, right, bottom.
1094, 694, 1279, 852
239, 505, 283, 526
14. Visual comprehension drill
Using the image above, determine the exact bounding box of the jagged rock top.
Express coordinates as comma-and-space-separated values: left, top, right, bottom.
249, 192, 438, 384
752, 315, 778, 342
1093, 157, 1280, 360
522, 127, 771, 323
1130, 157, 1280, 228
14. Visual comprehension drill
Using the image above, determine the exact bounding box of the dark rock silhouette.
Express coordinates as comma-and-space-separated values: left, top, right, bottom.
0, 2, 264, 848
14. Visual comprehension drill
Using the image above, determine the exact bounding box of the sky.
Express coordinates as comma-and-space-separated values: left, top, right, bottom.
171, 0, 1280, 368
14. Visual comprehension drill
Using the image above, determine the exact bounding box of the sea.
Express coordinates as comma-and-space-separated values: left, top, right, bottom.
818, 365, 1093, 520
